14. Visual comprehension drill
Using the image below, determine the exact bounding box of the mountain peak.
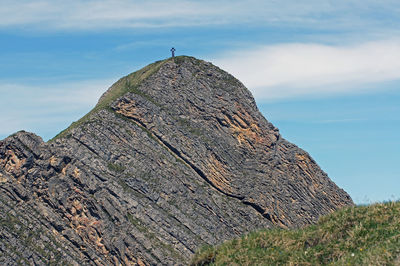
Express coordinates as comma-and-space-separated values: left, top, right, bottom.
0, 56, 352, 265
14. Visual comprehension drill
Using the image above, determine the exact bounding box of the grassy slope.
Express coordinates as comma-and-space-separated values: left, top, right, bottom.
49, 57, 171, 141
191, 201, 400, 265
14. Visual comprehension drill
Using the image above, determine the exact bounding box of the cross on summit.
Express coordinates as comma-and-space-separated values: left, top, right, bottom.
170, 47, 176, 58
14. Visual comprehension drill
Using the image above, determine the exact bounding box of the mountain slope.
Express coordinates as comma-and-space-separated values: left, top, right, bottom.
0, 56, 352, 265
191, 201, 400, 265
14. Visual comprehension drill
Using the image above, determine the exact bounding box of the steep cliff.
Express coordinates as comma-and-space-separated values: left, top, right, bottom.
0, 56, 353, 265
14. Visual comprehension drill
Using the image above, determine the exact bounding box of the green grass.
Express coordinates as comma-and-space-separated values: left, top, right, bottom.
126, 212, 148, 233
107, 162, 126, 173
191, 201, 400, 265
49, 58, 170, 141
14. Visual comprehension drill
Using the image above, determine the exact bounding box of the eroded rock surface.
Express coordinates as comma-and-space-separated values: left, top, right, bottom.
0, 56, 353, 265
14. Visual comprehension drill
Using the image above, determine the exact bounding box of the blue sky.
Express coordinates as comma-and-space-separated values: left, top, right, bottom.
0, 0, 399, 204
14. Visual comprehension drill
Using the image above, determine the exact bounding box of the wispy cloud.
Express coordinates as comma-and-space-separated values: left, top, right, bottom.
0, 0, 235, 29
213, 39, 400, 100
0, 78, 114, 140
1, 0, 400, 31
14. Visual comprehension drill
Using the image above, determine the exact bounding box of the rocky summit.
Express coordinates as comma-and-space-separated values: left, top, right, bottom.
0, 56, 353, 265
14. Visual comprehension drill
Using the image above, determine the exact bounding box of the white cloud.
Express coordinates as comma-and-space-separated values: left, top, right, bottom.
213, 40, 400, 100
0, 0, 234, 29
0, 0, 399, 30
0, 78, 115, 140
0, 79, 114, 106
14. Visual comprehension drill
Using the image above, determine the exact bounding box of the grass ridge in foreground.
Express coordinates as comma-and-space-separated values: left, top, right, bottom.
191, 201, 400, 265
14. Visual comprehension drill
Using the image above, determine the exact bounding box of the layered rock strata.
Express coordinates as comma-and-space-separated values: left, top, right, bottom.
0, 56, 353, 265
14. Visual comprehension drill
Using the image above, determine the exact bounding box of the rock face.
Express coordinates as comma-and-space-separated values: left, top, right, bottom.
0, 56, 353, 265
